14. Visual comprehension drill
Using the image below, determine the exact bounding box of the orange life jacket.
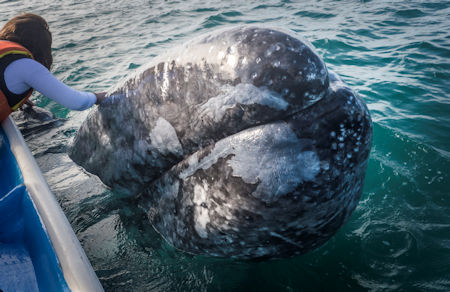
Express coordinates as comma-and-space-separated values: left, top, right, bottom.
0, 40, 34, 121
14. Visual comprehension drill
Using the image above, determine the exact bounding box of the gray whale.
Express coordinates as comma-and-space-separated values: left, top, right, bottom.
69, 26, 372, 259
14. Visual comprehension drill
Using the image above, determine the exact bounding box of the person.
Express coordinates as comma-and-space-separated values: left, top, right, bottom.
0, 13, 106, 122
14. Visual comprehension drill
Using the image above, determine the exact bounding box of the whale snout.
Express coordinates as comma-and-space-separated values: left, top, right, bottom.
69, 26, 372, 259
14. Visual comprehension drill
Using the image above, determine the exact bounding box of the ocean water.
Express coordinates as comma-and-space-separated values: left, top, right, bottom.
1, 0, 449, 291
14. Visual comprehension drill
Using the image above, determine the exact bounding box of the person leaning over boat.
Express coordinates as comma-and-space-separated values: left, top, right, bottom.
0, 13, 106, 122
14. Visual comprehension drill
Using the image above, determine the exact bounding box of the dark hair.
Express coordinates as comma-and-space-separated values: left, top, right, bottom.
0, 13, 53, 69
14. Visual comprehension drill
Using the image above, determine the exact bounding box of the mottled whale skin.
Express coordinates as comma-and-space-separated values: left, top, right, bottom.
69, 26, 372, 259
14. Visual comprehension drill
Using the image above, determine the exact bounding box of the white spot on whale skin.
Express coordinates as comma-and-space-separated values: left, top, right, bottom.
227, 54, 237, 68
264, 43, 281, 58
217, 50, 225, 60
149, 117, 183, 156
193, 183, 210, 238
306, 72, 316, 81
199, 83, 288, 122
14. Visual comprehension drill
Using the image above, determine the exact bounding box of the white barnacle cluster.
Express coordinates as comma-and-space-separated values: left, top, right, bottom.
198, 83, 288, 122
179, 123, 321, 204
159, 62, 171, 101
149, 117, 183, 157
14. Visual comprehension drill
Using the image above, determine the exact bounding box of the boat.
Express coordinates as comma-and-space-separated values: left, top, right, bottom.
0, 116, 103, 292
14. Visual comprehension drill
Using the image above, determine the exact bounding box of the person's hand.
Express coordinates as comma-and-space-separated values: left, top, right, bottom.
95, 92, 107, 105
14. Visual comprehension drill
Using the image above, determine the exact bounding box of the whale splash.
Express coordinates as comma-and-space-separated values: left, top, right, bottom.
69, 26, 372, 259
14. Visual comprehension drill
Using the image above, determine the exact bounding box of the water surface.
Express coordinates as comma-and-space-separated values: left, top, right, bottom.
1, 0, 449, 291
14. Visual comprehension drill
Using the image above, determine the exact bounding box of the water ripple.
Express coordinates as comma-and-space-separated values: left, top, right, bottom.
2, 0, 450, 290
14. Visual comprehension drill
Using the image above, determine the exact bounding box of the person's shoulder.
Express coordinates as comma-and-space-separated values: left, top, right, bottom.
11, 57, 43, 66
9, 57, 49, 73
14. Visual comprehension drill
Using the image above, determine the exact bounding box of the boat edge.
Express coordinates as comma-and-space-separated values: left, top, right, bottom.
1, 116, 104, 292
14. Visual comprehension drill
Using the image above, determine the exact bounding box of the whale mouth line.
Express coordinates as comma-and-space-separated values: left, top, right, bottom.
144, 91, 339, 186
229, 87, 338, 133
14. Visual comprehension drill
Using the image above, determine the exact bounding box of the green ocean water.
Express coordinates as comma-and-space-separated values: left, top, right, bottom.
1, 0, 450, 291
